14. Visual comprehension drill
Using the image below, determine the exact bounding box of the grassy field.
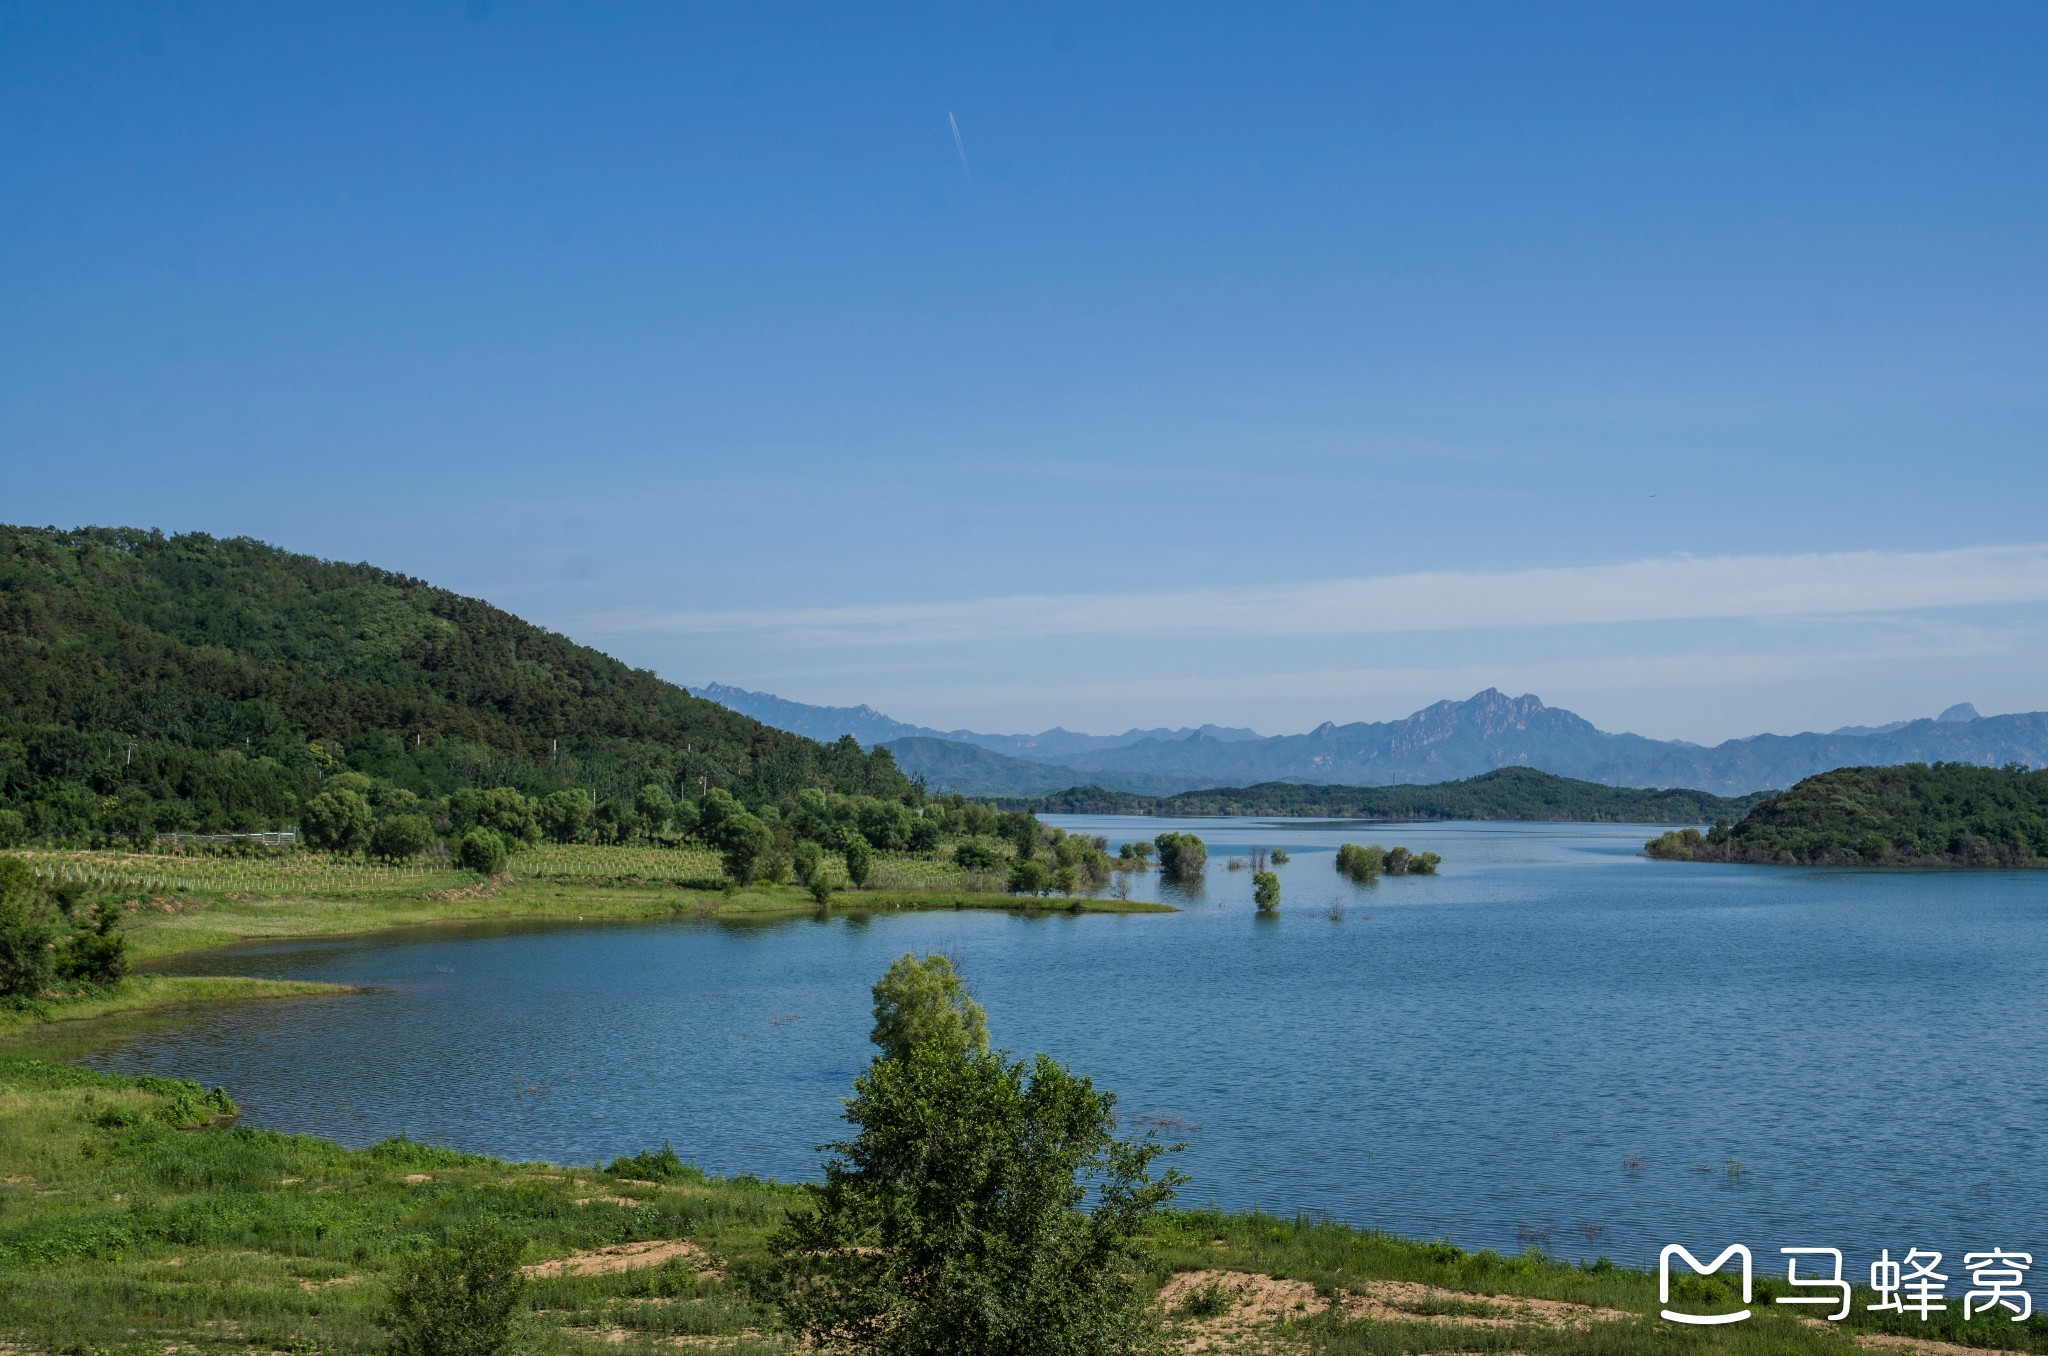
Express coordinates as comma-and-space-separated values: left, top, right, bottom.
2, 1056, 2042, 1355
11, 845, 1164, 966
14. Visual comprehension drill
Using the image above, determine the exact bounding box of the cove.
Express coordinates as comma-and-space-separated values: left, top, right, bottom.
96, 818, 2048, 1273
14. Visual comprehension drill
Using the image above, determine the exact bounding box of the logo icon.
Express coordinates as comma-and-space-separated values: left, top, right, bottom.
1660, 1244, 1753, 1325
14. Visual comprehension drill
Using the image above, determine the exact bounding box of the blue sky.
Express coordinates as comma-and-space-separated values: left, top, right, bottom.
5, 2, 2047, 741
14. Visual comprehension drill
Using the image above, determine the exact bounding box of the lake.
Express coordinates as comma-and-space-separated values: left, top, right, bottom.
98, 816, 2047, 1274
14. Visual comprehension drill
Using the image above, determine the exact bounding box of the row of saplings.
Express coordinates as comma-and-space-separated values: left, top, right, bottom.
380, 952, 1183, 1356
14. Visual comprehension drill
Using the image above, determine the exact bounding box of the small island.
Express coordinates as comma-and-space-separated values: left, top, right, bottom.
1645, 762, 2048, 868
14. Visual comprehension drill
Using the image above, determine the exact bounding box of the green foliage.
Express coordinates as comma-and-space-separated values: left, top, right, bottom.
1269, 847, 1289, 864
537, 788, 590, 843
451, 787, 540, 845
1008, 859, 1050, 895
634, 782, 675, 835
0, 525, 912, 845
843, 833, 873, 888
715, 810, 773, 884
809, 876, 834, 905
0, 858, 55, 999
370, 812, 435, 863
1252, 870, 1280, 911
1153, 832, 1207, 878
769, 998, 1182, 1356
997, 809, 1041, 861
792, 839, 824, 885
604, 1141, 703, 1183
869, 952, 988, 1063
0, 809, 25, 848
379, 1222, 526, 1356
1335, 842, 1437, 880
455, 828, 508, 876
300, 787, 373, 853
1023, 766, 1772, 823
1646, 761, 2048, 866
951, 840, 1000, 872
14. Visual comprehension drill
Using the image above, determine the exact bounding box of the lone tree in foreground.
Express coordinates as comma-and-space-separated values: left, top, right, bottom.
770, 952, 1182, 1356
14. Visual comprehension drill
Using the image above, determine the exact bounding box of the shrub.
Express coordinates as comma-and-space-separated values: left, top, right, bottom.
870, 953, 987, 1063
793, 840, 824, 885
1385, 846, 1412, 874
59, 900, 128, 986
538, 789, 591, 844
1411, 851, 1442, 875
1153, 832, 1207, 878
768, 962, 1182, 1356
1335, 842, 1386, 882
1253, 870, 1280, 911
300, 788, 373, 854
0, 857, 55, 999
810, 877, 834, 905
380, 1222, 525, 1356
606, 1142, 702, 1183
716, 811, 773, 884
0, 809, 26, 848
371, 813, 435, 863
952, 841, 1001, 872
1008, 859, 1050, 895
843, 833, 873, 889
455, 828, 508, 876
1270, 848, 1289, 864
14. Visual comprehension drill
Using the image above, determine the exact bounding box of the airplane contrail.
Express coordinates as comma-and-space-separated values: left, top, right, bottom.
948, 111, 970, 181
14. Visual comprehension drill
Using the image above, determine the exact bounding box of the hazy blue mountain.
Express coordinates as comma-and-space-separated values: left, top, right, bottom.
700, 683, 2042, 798
1052, 690, 2046, 796
692, 682, 1260, 761
877, 737, 1188, 799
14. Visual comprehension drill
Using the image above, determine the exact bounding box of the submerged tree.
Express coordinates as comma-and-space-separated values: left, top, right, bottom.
769, 954, 1181, 1356
1253, 869, 1281, 912
1152, 832, 1207, 878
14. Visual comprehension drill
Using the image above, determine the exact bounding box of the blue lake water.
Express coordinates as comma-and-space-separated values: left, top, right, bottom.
99, 817, 2047, 1274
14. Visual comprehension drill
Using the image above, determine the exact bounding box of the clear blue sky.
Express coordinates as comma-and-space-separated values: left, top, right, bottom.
6, 2, 2047, 740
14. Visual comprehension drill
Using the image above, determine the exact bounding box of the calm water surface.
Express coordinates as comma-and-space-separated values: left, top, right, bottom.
100, 818, 2047, 1271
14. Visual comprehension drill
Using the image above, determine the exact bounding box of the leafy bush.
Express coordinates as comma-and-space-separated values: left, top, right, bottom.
370, 813, 435, 863
300, 788, 373, 853
538, 789, 591, 844
952, 841, 1000, 872
380, 1222, 526, 1356
1153, 832, 1207, 878
870, 953, 987, 1063
843, 833, 873, 889
1007, 859, 1049, 895
792, 840, 824, 885
768, 961, 1182, 1356
714, 810, 772, 884
0, 858, 55, 999
455, 829, 508, 876
1252, 870, 1280, 911
605, 1141, 702, 1183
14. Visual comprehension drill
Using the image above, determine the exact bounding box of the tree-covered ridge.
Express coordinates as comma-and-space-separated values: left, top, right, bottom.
0, 525, 909, 842
1014, 767, 1767, 823
1645, 762, 2048, 867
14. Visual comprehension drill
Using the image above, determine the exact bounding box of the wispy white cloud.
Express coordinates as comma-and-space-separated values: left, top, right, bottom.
584, 544, 2048, 648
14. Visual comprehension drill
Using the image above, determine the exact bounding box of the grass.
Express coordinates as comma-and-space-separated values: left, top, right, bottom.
2, 1061, 2042, 1355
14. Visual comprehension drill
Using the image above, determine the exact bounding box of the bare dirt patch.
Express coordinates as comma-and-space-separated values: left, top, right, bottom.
1159, 1269, 1632, 1352
1853, 1337, 2014, 1355
522, 1239, 715, 1279
574, 1194, 644, 1208
401, 1173, 433, 1183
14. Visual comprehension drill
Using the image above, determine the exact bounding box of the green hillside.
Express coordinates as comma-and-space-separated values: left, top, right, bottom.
0, 526, 909, 843
1015, 767, 1767, 822
1645, 762, 2048, 867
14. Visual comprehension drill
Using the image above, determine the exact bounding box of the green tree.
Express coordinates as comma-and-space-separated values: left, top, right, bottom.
869, 952, 988, 1063
380, 1222, 526, 1356
0, 809, 25, 848
1253, 870, 1281, 912
1008, 859, 1050, 895
997, 809, 1041, 861
58, 899, 128, 986
371, 813, 435, 863
300, 788, 373, 854
1153, 832, 1207, 878
843, 833, 873, 889
716, 811, 773, 884
769, 980, 1181, 1356
456, 828, 508, 876
792, 840, 824, 886
635, 783, 675, 837
0, 858, 55, 999
538, 789, 591, 844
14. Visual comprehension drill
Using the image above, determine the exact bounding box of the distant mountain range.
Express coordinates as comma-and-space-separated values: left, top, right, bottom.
695, 685, 2048, 799
691, 683, 1261, 761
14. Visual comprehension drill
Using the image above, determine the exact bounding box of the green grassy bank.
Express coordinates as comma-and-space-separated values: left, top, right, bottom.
2, 1056, 2042, 1355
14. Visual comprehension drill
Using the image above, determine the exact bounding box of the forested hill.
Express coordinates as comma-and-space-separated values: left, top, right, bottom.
0, 526, 909, 840
1014, 768, 1768, 823
1645, 762, 2048, 867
